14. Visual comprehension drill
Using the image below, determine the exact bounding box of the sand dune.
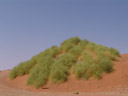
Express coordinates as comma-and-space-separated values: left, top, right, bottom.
0, 54, 128, 96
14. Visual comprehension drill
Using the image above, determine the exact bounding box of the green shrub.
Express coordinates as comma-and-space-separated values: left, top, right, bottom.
60, 43, 73, 52
77, 39, 89, 49
88, 63, 102, 79
49, 52, 77, 83
94, 45, 108, 55
27, 56, 54, 88
99, 57, 113, 73
50, 46, 60, 58
109, 47, 120, 57
72, 53, 95, 79
57, 53, 76, 67
105, 51, 117, 61
69, 46, 83, 58
81, 51, 94, 61
49, 62, 69, 83
9, 66, 18, 79
72, 62, 90, 79
9, 37, 120, 88
86, 42, 96, 51
27, 65, 49, 88
61, 37, 81, 45
60, 37, 81, 52
9, 56, 37, 79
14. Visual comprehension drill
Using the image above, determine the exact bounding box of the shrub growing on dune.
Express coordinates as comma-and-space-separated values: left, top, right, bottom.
86, 42, 96, 51
72, 62, 90, 79
49, 63, 69, 83
49, 53, 76, 83
77, 39, 89, 49
9, 37, 121, 88
50, 46, 60, 58
73, 53, 113, 79
94, 45, 108, 55
109, 47, 120, 57
73, 53, 98, 79
99, 57, 113, 73
9, 56, 37, 79
79, 51, 93, 61
60, 42, 73, 52
27, 56, 54, 88
61, 37, 81, 45
36, 49, 51, 60
60, 37, 81, 52
27, 65, 49, 88
88, 63, 102, 79
57, 53, 76, 67
69, 46, 83, 58
104, 51, 117, 61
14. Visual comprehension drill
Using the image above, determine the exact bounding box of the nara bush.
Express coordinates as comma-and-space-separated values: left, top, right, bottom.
60, 37, 81, 52
9, 56, 37, 79
27, 56, 54, 88
49, 61, 69, 83
77, 39, 89, 49
9, 37, 120, 88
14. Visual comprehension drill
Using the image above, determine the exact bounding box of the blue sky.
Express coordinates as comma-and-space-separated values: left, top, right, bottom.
0, 0, 128, 70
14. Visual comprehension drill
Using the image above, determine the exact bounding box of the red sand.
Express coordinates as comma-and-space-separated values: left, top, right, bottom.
0, 54, 128, 96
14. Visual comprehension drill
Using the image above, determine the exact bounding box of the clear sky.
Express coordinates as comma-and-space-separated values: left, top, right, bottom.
0, 0, 128, 70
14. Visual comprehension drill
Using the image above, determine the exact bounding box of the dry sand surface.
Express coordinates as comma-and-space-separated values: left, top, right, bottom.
0, 54, 128, 96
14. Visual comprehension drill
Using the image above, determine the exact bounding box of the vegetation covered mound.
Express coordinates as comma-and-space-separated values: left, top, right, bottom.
9, 37, 120, 88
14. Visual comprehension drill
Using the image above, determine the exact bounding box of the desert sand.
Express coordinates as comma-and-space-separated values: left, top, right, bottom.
0, 54, 128, 96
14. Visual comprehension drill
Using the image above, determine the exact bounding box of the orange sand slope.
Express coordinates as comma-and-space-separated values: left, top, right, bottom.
0, 54, 128, 96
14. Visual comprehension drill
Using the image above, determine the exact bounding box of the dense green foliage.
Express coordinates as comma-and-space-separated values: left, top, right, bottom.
27, 56, 54, 88
9, 56, 37, 79
9, 37, 120, 88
